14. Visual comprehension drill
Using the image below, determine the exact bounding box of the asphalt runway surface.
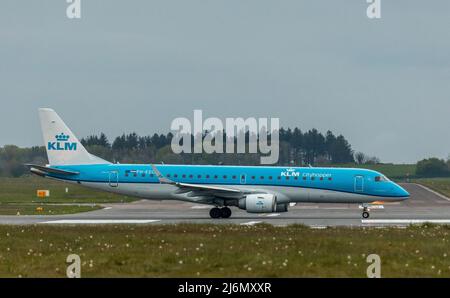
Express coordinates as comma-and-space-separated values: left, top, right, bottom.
1, 183, 450, 227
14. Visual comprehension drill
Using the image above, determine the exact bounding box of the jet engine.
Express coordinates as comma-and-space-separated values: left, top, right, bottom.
238, 194, 288, 213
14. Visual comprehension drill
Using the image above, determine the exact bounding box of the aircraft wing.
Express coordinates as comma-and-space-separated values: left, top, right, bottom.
150, 164, 250, 199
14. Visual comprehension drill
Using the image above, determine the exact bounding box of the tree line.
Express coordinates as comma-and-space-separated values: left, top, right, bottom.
0, 128, 359, 177
415, 157, 450, 177
79, 128, 356, 165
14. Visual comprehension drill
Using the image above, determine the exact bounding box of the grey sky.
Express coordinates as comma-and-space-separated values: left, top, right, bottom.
1, 0, 449, 163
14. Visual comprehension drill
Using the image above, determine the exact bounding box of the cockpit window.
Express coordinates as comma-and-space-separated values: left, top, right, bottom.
375, 175, 389, 182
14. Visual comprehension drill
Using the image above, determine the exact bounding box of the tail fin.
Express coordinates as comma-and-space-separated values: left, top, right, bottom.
39, 108, 110, 165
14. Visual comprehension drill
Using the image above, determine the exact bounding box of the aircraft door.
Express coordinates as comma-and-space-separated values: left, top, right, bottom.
240, 174, 246, 184
109, 171, 119, 187
354, 175, 364, 192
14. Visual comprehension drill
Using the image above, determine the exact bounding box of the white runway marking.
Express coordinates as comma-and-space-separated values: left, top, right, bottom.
190, 205, 210, 209
362, 219, 450, 224
258, 213, 280, 217
240, 221, 262, 226
415, 183, 450, 202
41, 219, 161, 224
359, 205, 384, 209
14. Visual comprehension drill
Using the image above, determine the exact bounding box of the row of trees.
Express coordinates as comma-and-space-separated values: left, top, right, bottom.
79, 128, 355, 166
0, 145, 46, 177
0, 128, 358, 177
416, 158, 450, 177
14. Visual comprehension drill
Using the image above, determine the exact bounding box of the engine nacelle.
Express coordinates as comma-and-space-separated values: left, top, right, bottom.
239, 194, 288, 213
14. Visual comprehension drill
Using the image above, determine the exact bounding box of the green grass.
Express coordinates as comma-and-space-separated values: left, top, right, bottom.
413, 178, 450, 198
0, 204, 102, 216
332, 163, 416, 180
0, 176, 135, 215
1, 224, 450, 277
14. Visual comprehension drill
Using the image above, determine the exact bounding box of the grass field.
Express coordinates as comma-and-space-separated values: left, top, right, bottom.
0, 176, 135, 215
413, 178, 450, 198
0, 204, 102, 216
333, 163, 416, 180
1, 223, 450, 278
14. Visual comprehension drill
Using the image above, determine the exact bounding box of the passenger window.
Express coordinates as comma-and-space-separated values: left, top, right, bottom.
198, 175, 201, 178
189, 174, 193, 178
269, 176, 273, 180
260, 176, 264, 180
182, 174, 186, 178
286, 176, 290, 180
223, 175, 227, 179
232, 175, 237, 179
311, 177, 315, 181
251, 176, 255, 179
174, 174, 178, 178
206, 175, 210, 179
214, 175, 218, 179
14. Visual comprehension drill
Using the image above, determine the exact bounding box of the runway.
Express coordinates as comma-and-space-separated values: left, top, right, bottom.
0, 183, 450, 227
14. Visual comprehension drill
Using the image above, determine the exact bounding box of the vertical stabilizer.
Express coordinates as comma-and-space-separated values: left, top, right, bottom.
38, 108, 110, 165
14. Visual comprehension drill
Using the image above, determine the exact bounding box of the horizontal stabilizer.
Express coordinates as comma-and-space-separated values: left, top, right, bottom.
26, 164, 79, 176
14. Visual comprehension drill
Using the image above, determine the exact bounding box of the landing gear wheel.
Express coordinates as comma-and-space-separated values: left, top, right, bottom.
221, 207, 232, 218
362, 211, 370, 219
209, 207, 222, 219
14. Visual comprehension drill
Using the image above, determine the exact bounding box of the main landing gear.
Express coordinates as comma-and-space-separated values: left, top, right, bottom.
209, 207, 232, 219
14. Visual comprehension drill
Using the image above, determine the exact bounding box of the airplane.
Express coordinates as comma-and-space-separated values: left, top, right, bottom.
27, 108, 410, 219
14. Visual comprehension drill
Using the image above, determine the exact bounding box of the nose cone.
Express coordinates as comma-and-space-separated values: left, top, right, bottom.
395, 184, 410, 199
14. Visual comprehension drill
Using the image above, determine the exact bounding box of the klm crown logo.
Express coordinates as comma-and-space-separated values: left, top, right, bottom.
55, 133, 70, 142
48, 133, 77, 151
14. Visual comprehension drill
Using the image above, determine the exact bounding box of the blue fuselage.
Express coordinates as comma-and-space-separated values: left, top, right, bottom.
45, 164, 410, 204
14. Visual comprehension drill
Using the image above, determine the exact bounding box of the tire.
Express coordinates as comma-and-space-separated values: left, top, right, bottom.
209, 207, 222, 219
221, 207, 232, 218
362, 211, 370, 219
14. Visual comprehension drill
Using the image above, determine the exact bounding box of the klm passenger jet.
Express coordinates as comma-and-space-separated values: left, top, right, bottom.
28, 109, 409, 219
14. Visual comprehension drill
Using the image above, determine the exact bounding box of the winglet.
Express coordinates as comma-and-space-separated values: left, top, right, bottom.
150, 164, 175, 184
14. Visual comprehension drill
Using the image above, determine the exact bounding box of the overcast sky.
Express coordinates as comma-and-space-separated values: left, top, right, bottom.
1, 1, 449, 163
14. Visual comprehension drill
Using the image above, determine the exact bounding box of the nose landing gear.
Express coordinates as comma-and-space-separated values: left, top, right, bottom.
362, 205, 370, 219
209, 207, 232, 219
